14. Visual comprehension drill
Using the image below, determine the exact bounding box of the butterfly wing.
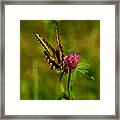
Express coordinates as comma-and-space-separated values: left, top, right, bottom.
33, 33, 61, 70
55, 22, 64, 65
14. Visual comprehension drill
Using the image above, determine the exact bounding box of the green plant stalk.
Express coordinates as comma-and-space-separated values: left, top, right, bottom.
59, 71, 65, 82
57, 71, 65, 99
68, 72, 71, 100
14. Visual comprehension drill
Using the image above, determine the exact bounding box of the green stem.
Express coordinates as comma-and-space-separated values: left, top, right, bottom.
57, 71, 65, 99
59, 71, 65, 93
68, 72, 71, 100
59, 70, 65, 82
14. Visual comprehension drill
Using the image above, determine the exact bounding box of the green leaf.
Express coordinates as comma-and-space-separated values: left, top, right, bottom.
78, 63, 90, 70
77, 69, 95, 81
63, 92, 69, 100
79, 69, 89, 74
57, 92, 69, 100
89, 76, 95, 81
71, 69, 77, 81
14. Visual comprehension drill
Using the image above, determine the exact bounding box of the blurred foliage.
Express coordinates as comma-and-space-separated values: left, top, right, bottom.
20, 20, 100, 100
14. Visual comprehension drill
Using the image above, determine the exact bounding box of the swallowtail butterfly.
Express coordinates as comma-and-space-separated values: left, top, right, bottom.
33, 22, 64, 70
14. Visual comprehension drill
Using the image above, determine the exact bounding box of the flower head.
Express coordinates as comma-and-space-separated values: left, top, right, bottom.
63, 53, 79, 72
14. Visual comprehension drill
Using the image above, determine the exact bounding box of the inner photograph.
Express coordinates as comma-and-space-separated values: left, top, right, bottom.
20, 20, 100, 100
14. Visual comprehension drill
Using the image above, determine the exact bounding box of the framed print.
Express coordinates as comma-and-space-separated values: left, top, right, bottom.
0, 0, 119, 119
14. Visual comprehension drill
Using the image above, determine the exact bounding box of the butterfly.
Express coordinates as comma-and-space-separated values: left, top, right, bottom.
33, 22, 64, 70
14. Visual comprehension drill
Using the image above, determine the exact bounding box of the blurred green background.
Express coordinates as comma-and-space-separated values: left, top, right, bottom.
20, 20, 100, 100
